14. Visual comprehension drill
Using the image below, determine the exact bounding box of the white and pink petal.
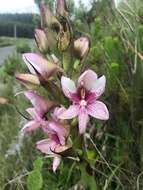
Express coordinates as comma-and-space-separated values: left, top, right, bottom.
36, 139, 56, 154
87, 101, 109, 120
91, 75, 106, 98
78, 108, 89, 134
52, 156, 61, 172
78, 70, 97, 91
21, 120, 40, 133
58, 105, 79, 120
61, 76, 76, 99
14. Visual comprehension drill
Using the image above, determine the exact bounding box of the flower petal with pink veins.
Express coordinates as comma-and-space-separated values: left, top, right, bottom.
21, 120, 40, 133
24, 91, 54, 117
61, 76, 76, 99
36, 139, 56, 154
52, 107, 66, 121
48, 121, 67, 145
53, 156, 61, 172
78, 70, 97, 91
78, 108, 89, 134
87, 101, 109, 120
23, 53, 61, 80
26, 108, 41, 121
23, 53, 48, 76
58, 105, 79, 119
91, 75, 106, 98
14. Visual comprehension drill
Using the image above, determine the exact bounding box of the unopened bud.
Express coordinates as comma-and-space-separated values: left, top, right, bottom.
40, 2, 61, 30
0, 97, 10, 105
56, 0, 68, 17
51, 54, 60, 65
35, 29, 49, 54
16, 73, 40, 89
73, 37, 90, 60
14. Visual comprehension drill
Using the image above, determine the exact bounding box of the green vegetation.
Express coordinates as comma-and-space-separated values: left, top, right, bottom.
0, 14, 39, 38
0, 0, 143, 189
0, 36, 33, 47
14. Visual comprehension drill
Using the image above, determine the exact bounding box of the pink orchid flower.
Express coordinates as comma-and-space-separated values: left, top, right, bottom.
36, 136, 69, 172
42, 107, 69, 145
36, 107, 70, 172
58, 70, 109, 134
22, 90, 56, 132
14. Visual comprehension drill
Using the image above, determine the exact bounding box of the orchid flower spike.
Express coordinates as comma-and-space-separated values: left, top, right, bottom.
58, 70, 109, 134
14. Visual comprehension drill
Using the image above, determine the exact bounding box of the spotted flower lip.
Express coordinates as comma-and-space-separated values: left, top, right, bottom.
58, 69, 109, 134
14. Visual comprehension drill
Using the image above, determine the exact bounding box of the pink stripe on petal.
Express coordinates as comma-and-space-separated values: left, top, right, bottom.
61, 76, 76, 99
21, 120, 40, 133
87, 101, 109, 120
78, 70, 98, 91
58, 105, 79, 119
78, 108, 89, 134
53, 156, 61, 172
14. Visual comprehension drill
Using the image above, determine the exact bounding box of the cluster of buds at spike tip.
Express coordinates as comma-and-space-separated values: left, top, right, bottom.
73, 37, 90, 60
39, 0, 72, 52
56, 0, 68, 17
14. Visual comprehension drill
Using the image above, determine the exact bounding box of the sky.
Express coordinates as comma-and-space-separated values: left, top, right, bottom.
0, 0, 121, 14
0, 0, 39, 13
0, 0, 90, 14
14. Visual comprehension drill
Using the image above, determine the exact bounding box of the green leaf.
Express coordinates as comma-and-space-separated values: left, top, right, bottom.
74, 60, 80, 69
33, 158, 43, 171
27, 170, 43, 190
80, 165, 97, 190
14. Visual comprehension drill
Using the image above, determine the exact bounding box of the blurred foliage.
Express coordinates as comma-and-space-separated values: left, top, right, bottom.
1, 0, 143, 189
16, 42, 31, 54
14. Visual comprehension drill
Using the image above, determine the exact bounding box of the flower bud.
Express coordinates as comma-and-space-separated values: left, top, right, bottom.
40, 2, 60, 30
16, 73, 40, 89
35, 29, 49, 54
56, 0, 68, 17
73, 37, 90, 60
51, 54, 60, 65
0, 97, 10, 105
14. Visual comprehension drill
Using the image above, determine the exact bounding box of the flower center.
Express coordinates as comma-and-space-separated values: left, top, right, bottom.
80, 87, 86, 99
80, 100, 87, 106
